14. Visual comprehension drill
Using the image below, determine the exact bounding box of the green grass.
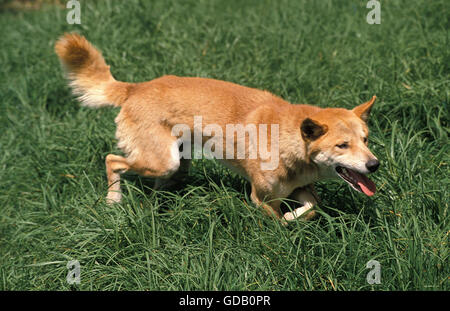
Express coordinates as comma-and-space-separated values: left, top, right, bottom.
0, 0, 448, 290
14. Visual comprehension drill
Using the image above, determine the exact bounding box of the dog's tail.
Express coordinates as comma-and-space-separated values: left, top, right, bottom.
55, 33, 132, 108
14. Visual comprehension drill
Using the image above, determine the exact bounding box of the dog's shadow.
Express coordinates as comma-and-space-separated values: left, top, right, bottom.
120, 161, 378, 222
121, 160, 248, 202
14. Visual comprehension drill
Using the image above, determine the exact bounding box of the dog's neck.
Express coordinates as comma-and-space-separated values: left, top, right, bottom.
276, 104, 332, 186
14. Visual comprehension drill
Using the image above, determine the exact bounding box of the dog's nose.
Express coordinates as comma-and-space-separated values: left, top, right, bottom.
366, 159, 380, 173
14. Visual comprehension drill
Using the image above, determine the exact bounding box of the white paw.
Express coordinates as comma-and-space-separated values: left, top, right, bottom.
283, 206, 310, 221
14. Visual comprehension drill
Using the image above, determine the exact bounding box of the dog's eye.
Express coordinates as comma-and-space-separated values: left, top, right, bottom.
336, 142, 349, 149
363, 137, 368, 143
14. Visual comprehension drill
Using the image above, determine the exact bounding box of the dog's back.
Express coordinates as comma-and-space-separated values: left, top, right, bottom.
55, 32, 289, 127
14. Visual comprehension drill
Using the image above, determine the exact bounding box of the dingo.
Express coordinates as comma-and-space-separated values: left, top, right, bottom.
55, 33, 379, 224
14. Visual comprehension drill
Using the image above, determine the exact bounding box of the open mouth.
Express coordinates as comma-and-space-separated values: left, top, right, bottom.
335, 166, 376, 196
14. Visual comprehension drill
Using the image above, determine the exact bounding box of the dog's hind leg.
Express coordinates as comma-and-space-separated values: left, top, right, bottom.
105, 154, 130, 204
105, 139, 181, 203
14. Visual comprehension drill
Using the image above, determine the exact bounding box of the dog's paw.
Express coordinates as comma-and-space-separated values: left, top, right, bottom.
283, 206, 316, 222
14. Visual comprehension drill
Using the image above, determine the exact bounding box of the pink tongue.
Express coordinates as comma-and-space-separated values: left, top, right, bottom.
347, 169, 376, 196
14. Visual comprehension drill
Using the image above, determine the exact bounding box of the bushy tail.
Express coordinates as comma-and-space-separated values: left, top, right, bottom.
55, 33, 132, 107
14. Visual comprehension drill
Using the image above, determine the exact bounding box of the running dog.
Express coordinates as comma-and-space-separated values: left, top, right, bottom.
55, 33, 379, 223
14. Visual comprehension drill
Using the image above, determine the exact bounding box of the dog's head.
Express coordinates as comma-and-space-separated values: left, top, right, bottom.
301, 96, 379, 196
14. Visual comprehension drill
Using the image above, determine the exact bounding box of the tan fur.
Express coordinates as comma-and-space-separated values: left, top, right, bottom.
55, 33, 132, 107
55, 33, 379, 224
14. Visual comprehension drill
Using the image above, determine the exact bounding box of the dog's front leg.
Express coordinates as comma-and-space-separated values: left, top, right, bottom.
250, 184, 287, 225
283, 185, 318, 221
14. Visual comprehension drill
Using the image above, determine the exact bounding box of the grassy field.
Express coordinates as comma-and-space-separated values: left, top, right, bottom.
0, 0, 448, 291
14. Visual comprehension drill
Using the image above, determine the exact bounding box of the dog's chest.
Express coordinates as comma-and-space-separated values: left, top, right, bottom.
270, 164, 321, 198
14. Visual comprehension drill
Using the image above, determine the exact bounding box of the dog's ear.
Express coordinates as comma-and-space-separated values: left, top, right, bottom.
301, 118, 328, 141
352, 95, 376, 122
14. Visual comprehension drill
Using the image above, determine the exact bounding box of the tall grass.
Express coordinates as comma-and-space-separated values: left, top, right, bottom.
0, 0, 448, 290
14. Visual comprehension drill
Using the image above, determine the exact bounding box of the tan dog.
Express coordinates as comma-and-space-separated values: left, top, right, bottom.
55, 33, 379, 224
